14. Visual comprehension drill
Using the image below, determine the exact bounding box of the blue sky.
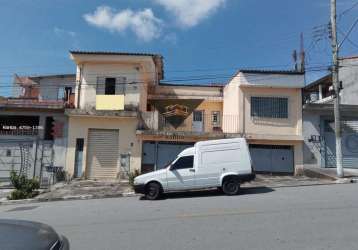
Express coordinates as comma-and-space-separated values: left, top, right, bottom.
0, 0, 358, 96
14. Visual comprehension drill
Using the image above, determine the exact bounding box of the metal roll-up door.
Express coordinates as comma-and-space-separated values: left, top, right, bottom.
250, 145, 294, 174
324, 120, 358, 168
87, 129, 119, 179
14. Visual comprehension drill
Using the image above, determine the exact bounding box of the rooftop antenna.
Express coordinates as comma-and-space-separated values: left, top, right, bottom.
299, 32, 306, 73
292, 50, 298, 71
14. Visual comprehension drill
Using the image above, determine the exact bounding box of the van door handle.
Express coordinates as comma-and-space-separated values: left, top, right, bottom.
189, 169, 195, 172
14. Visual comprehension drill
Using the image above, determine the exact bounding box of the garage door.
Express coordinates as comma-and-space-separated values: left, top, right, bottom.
324, 120, 358, 168
157, 143, 194, 169
87, 129, 119, 179
250, 145, 294, 174
142, 142, 194, 172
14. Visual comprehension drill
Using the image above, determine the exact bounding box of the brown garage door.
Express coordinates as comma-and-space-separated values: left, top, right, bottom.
86, 129, 119, 179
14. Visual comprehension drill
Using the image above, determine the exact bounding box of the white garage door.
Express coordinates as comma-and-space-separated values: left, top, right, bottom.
86, 129, 119, 179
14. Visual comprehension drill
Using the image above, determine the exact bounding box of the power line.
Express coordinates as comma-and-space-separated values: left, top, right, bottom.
338, 1, 358, 19
338, 16, 358, 49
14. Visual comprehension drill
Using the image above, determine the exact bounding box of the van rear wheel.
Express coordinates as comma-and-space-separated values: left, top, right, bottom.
145, 182, 162, 200
222, 178, 240, 195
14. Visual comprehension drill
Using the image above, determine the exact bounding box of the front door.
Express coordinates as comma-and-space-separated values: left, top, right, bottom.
167, 155, 195, 191
192, 110, 204, 132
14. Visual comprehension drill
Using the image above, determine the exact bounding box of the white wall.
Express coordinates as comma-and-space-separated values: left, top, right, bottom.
38, 75, 76, 101
238, 72, 305, 88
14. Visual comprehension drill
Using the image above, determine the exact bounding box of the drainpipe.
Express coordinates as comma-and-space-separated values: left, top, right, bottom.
318, 84, 323, 100
77, 65, 83, 109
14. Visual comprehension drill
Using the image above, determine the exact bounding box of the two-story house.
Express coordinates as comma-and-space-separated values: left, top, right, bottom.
138, 69, 305, 175
63, 50, 306, 179
65, 51, 164, 179
224, 70, 305, 174
303, 56, 358, 170
0, 74, 75, 181
138, 82, 224, 172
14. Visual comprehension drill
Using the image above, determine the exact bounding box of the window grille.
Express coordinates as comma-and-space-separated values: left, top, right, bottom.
251, 97, 288, 119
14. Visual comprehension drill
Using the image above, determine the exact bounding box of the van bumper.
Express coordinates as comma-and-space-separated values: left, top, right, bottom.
133, 184, 146, 194
239, 172, 256, 183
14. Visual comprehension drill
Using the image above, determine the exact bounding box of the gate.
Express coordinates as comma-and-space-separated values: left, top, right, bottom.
0, 139, 56, 187
324, 120, 358, 168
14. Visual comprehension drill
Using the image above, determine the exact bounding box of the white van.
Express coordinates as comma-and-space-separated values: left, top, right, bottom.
134, 138, 255, 200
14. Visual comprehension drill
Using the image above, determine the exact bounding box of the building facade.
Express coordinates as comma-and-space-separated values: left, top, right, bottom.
63, 51, 306, 179
224, 70, 305, 174
303, 56, 358, 169
0, 74, 75, 181
65, 51, 163, 179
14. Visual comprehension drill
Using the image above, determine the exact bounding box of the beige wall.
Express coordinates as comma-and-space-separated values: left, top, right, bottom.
242, 86, 303, 136
65, 116, 141, 177
151, 85, 223, 100
223, 81, 240, 133
76, 63, 149, 111
176, 101, 223, 132
72, 54, 159, 112
223, 83, 303, 137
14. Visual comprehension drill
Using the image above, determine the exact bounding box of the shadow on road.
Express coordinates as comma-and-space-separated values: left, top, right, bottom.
140, 186, 274, 200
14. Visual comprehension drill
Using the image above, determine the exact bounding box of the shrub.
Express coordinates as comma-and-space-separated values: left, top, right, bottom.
55, 169, 67, 182
8, 171, 40, 200
128, 169, 141, 186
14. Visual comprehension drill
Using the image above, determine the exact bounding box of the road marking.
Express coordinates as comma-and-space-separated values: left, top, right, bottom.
177, 209, 257, 219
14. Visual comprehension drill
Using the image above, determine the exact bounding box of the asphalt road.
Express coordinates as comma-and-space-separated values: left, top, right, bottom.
0, 184, 358, 250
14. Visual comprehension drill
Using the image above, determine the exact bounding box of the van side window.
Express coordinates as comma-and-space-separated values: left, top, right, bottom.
171, 156, 194, 170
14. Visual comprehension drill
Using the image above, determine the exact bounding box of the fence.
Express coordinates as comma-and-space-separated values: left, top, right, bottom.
0, 139, 60, 187
140, 111, 241, 134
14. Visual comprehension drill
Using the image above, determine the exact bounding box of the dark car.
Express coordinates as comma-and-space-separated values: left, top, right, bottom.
0, 219, 69, 250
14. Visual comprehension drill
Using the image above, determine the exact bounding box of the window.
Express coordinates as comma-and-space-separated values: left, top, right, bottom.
171, 156, 194, 170
6, 149, 11, 157
105, 78, 116, 95
193, 111, 203, 122
212, 111, 220, 126
64, 87, 72, 101
251, 97, 288, 119
57, 87, 65, 100
44, 117, 54, 140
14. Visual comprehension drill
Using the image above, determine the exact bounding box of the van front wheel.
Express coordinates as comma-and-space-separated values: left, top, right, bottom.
222, 178, 240, 195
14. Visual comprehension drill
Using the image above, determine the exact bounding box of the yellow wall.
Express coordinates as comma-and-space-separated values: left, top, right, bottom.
96, 95, 124, 110
65, 116, 141, 177
159, 101, 223, 133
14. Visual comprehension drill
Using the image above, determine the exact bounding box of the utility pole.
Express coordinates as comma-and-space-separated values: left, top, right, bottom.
330, 0, 344, 177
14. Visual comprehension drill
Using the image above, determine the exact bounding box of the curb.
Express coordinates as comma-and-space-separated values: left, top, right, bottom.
0, 192, 140, 206
302, 168, 338, 181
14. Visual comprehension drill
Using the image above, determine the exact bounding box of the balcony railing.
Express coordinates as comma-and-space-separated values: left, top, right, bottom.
139, 111, 240, 134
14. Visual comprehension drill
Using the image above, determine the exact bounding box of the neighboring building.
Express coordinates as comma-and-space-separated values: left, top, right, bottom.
0, 74, 76, 180
224, 70, 305, 174
303, 56, 358, 169
138, 82, 224, 172
65, 51, 164, 179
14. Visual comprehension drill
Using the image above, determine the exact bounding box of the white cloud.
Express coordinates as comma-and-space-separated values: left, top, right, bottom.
154, 0, 226, 28
84, 6, 163, 42
54, 27, 76, 38
54, 27, 79, 48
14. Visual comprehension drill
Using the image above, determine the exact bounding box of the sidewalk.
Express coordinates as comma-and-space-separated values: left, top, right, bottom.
0, 179, 135, 205
1, 173, 348, 205
243, 174, 337, 188
303, 167, 358, 183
